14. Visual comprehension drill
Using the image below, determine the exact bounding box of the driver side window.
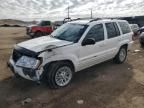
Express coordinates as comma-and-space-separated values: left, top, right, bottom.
85, 24, 104, 42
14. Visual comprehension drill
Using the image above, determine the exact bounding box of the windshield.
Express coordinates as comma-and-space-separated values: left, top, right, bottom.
51, 23, 88, 42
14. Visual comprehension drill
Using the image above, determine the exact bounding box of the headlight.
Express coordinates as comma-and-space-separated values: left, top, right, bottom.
16, 56, 40, 69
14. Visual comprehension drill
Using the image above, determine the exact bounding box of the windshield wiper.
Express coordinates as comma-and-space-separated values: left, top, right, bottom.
56, 36, 67, 41
50, 34, 54, 37
50, 35, 73, 42
50, 35, 62, 40
50, 35, 58, 39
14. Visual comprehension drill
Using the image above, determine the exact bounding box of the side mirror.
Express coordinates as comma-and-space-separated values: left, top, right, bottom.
82, 38, 95, 46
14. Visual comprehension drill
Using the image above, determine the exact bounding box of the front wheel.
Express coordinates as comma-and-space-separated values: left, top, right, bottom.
45, 62, 73, 89
113, 46, 127, 64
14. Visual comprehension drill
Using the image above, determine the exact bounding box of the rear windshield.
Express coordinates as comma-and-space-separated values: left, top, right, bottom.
118, 22, 131, 34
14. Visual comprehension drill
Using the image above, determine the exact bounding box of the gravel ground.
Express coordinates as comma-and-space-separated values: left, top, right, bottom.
0, 27, 144, 108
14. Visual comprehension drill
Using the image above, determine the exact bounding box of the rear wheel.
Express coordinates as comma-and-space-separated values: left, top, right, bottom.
44, 62, 74, 89
113, 46, 127, 64
34, 31, 43, 37
140, 41, 144, 48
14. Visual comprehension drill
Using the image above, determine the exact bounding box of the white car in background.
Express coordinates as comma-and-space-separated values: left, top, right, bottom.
130, 24, 139, 33
8, 19, 133, 88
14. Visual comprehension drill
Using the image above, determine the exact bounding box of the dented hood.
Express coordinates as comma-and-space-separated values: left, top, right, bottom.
17, 36, 73, 52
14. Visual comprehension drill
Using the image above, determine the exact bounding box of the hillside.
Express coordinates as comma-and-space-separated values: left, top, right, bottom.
0, 19, 33, 26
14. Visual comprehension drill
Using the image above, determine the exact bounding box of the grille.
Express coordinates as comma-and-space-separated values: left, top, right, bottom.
12, 49, 23, 63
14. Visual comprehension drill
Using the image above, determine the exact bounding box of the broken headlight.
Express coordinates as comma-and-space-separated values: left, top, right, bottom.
16, 56, 40, 69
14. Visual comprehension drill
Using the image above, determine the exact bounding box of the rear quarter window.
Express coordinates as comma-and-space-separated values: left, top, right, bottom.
118, 22, 131, 34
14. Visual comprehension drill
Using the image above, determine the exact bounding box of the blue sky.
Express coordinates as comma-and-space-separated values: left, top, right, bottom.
0, 0, 144, 21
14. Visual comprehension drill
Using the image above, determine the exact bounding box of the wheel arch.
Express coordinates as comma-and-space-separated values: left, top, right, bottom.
43, 59, 75, 72
121, 44, 128, 49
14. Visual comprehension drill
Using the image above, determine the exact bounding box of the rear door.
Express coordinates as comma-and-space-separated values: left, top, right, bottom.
104, 22, 121, 58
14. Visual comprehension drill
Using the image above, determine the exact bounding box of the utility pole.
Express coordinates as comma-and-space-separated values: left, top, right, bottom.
63, 4, 71, 23
68, 4, 70, 18
90, 8, 93, 19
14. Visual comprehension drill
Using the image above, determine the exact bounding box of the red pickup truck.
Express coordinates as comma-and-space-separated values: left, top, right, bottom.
26, 21, 53, 38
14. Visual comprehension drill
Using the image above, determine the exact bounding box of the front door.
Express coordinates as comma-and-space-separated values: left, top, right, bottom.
78, 23, 107, 70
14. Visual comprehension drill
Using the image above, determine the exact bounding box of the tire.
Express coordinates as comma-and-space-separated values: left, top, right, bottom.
113, 46, 127, 64
14, 73, 21, 78
30, 35, 34, 38
44, 62, 74, 89
44, 32, 50, 36
140, 41, 144, 48
34, 31, 43, 37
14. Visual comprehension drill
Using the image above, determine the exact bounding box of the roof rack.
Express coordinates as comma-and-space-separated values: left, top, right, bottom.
63, 18, 84, 23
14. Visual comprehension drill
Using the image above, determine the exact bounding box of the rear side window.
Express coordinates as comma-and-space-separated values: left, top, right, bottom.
85, 24, 104, 42
118, 22, 131, 34
106, 22, 120, 39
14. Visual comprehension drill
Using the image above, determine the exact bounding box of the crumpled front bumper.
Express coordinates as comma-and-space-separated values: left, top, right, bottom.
8, 58, 42, 81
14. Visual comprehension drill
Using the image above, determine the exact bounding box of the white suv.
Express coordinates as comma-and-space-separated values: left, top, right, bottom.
8, 19, 133, 88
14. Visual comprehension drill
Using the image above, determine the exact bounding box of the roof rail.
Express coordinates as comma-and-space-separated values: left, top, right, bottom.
89, 18, 103, 22
71, 18, 81, 21
89, 18, 120, 22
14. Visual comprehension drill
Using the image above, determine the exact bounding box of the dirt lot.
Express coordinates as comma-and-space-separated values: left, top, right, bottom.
0, 27, 144, 108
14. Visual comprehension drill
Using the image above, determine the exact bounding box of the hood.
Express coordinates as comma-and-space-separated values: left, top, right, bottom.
17, 36, 73, 52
